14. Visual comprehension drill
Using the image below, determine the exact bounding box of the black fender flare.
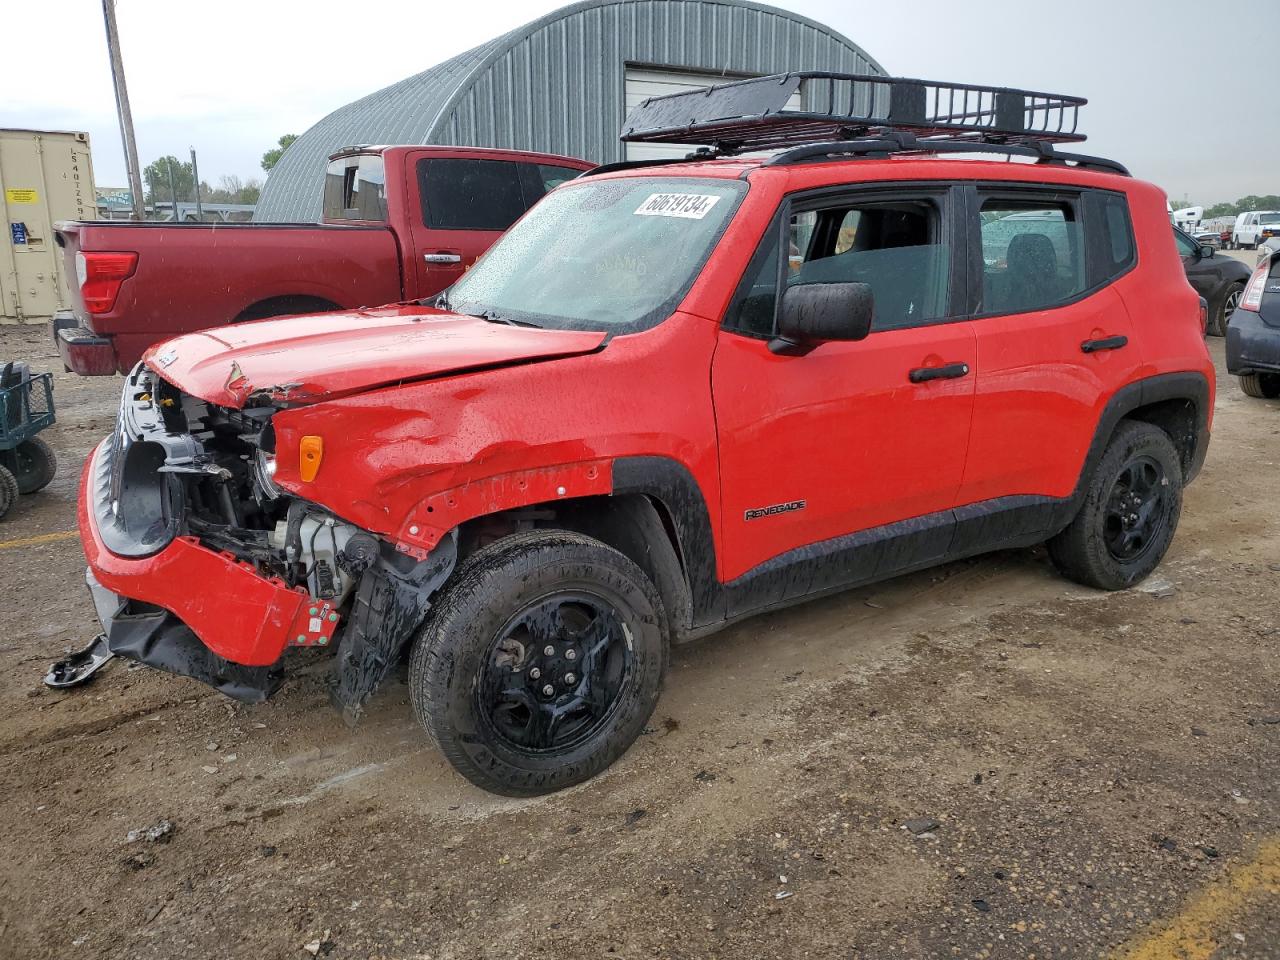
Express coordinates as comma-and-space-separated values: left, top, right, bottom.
1053, 371, 1211, 531
612, 457, 724, 632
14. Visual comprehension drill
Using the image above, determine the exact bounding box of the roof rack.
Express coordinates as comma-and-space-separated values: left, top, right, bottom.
622, 72, 1088, 150
594, 72, 1129, 178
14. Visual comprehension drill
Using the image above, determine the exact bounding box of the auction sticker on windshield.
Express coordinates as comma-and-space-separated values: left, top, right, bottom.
634, 193, 721, 219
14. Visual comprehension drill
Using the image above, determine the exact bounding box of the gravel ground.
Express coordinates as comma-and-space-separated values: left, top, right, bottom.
0, 292, 1276, 959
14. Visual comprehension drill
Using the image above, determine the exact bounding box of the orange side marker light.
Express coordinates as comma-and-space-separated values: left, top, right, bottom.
299, 435, 324, 482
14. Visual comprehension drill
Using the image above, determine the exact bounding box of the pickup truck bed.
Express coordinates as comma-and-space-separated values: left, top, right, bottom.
55, 221, 402, 375
53, 145, 593, 375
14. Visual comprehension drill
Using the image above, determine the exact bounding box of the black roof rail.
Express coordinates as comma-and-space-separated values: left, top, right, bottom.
765, 132, 1130, 176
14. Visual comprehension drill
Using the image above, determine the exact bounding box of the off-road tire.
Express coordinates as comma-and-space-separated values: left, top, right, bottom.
1212, 282, 1245, 337
12, 437, 56, 495
0, 465, 18, 520
1239, 372, 1280, 398
1048, 420, 1183, 590
409, 530, 668, 796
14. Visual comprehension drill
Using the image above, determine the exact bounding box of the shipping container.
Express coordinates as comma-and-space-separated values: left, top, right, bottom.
1, 129, 98, 324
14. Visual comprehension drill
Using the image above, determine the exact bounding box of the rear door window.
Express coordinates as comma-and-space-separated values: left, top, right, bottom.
977, 196, 1084, 314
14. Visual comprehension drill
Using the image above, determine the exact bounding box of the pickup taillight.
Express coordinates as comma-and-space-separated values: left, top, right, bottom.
75, 251, 138, 314
1239, 259, 1271, 313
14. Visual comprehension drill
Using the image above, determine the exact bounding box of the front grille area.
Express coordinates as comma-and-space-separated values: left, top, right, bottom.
100, 364, 287, 569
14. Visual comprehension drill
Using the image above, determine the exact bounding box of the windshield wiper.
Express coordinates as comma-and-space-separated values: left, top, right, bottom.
467, 309, 540, 328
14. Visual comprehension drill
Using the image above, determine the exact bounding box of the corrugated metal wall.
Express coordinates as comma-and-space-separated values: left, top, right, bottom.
255, 0, 883, 222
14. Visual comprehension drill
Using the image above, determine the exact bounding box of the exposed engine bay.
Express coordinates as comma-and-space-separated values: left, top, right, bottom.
95, 364, 456, 717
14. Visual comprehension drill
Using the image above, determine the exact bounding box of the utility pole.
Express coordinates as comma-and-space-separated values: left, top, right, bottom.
101, 0, 146, 221
167, 162, 179, 222
190, 146, 203, 220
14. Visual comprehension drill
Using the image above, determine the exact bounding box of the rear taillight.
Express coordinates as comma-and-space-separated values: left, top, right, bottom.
1240, 260, 1270, 313
1199, 298, 1208, 334
75, 251, 138, 314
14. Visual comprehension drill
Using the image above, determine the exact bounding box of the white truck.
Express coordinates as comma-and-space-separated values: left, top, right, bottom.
1231, 210, 1280, 250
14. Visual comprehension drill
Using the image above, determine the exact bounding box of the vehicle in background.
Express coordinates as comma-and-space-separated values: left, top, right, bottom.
1174, 225, 1252, 336
1, 129, 98, 324
1259, 236, 1280, 261
79, 73, 1213, 796
51, 146, 593, 375
1192, 228, 1221, 249
1226, 247, 1280, 398
1172, 205, 1203, 233
1231, 210, 1280, 250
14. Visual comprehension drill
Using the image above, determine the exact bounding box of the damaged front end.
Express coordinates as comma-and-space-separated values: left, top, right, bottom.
83, 363, 455, 716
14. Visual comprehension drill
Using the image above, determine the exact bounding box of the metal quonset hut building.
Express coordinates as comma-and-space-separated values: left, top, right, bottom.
255, 0, 884, 221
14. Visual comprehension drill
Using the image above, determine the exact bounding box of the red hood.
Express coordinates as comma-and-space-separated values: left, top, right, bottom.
144, 304, 608, 408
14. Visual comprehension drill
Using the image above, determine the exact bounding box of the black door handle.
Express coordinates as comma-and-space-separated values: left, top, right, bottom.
1081, 335, 1128, 354
909, 362, 970, 383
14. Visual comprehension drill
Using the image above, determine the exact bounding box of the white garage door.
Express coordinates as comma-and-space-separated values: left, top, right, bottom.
623, 66, 802, 161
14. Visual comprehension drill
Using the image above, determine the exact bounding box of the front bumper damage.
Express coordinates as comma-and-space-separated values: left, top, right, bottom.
79, 364, 456, 713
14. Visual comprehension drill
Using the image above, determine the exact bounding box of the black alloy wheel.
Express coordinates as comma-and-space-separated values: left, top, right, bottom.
1101, 456, 1170, 563
479, 592, 633, 754
410, 530, 667, 796
1047, 420, 1184, 590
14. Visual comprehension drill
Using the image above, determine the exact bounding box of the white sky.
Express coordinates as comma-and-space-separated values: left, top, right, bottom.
3, 0, 1276, 205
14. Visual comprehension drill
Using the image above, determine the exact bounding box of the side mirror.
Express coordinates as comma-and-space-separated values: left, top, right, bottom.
770, 282, 874, 355
1199, 244, 1216, 259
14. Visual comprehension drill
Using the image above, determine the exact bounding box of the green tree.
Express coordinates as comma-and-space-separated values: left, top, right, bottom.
142, 155, 196, 205
261, 134, 299, 172
1199, 195, 1280, 219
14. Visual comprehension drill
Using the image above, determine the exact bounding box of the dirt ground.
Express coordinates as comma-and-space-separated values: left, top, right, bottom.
0, 284, 1277, 959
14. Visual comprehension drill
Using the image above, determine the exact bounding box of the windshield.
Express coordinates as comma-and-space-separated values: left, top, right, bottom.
445, 177, 746, 332
1261, 213, 1280, 224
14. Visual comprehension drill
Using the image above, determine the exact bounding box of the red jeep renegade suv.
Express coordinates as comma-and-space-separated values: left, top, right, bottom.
78, 75, 1213, 795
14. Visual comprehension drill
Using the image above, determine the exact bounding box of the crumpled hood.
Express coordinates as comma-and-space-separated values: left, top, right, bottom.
143, 303, 608, 408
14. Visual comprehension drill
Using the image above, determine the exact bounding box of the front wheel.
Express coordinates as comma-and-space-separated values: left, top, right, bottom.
1239, 372, 1280, 399
409, 530, 668, 796
1048, 421, 1183, 590
1212, 282, 1245, 337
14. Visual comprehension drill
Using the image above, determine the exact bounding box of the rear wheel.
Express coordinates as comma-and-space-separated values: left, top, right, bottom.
12, 437, 56, 494
1048, 421, 1183, 590
0, 465, 18, 520
1212, 283, 1244, 337
1239, 372, 1280, 399
409, 530, 668, 796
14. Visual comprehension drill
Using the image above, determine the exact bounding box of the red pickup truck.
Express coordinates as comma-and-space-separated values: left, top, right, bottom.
53, 145, 593, 375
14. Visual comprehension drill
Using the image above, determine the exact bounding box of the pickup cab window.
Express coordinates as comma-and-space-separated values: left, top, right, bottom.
418, 159, 585, 232
322, 155, 387, 221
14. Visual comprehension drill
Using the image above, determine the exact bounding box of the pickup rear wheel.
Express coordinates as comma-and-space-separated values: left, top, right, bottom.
1048, 421, 1183, 590
1239, 372, 1280, 399
409, 530, 668, 796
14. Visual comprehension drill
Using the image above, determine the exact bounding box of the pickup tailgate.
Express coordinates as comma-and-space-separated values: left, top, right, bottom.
53, 220, 404, 374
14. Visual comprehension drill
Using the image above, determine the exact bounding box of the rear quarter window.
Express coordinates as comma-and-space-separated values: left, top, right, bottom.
1083, 191, 1136, 286
322, 155, 387, 221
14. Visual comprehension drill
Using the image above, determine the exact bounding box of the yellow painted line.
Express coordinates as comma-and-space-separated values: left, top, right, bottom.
0, 529, 79, 551
1114, 838, 1280, 960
